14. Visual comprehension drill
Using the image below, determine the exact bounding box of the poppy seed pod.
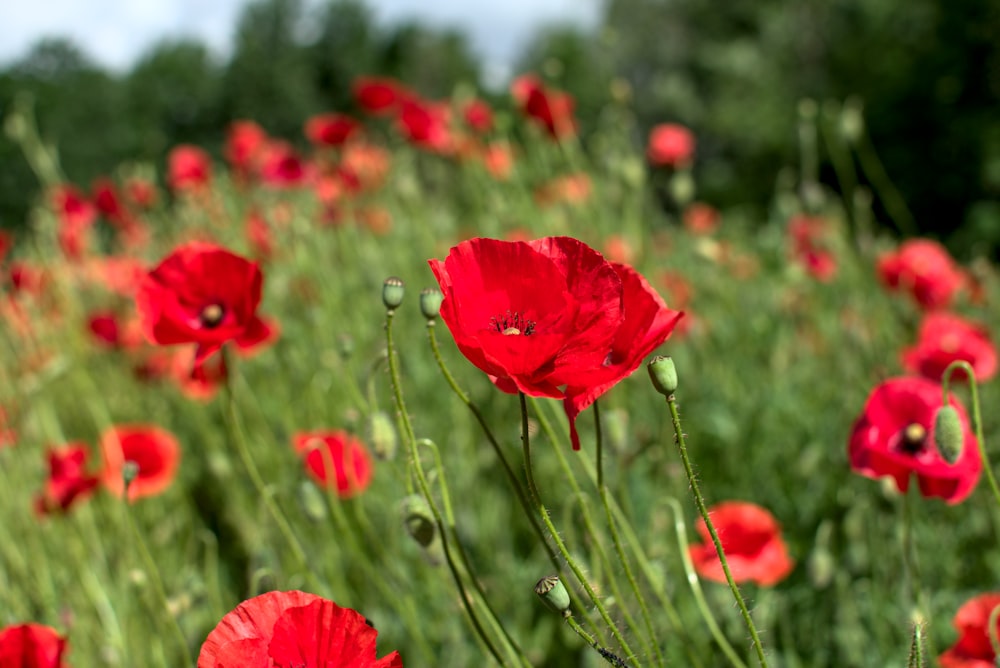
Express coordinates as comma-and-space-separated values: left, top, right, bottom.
648, 355, 678, 396
934, 405, 965, 465
534, 575, 571, 616
419, 287, 443, 321
382, 276, 405, 311
401, 495, 436, 548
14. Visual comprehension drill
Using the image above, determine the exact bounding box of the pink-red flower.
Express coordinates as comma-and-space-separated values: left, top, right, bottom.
34, 443, 100, 515
848, 376, 981, 504
353, 77, 409, 116
0, 623, 68, 667
689, 501, 794, 586
292, 431, 374, 498
683, 202, 720, 235
198, 590, 402, 668
429, 237, 682, 449
397, 98, 452, 153
940, 592, 1000, 668
877, 238, 965, 309
100, 424, 181, 500
646, 123, 695, 168
306, 113, 361, 147
901, 312, 997, 383
260, 141, 308, 188
136, 242, 265, 365
462, 99, 494, 134
225, 120, 268, 178
168, 145, 212, 192
788, 215, 837, 282
511, 74, 576, 139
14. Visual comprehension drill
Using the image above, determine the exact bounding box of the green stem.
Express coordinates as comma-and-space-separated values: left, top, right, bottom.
941, 360, 1000, 507
565, 614, 631, 668
664, 395, 768, 668
519, 393, 641, 666
906, 617, 925, 668
853, 122, 916, 236
386, 310, 508, 667
594, 401, 665, 667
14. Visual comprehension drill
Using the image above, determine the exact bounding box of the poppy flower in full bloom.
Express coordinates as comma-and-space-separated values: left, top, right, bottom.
688, 501, 794, 586
511, 74, 576, 139
353, 76, 409, 116
292, 431, 373, 498
167, 145, 212, 192
939, 592, 1000, 668
34, 443, 100, 515
306, 113, 361, 147
848, 376, 981, 504
100, 424, 181, 500
901, 312, 997, 383
646, 123, 695, 168
0, 622, 68, 667
198, 590, 402, 667
877, 238, 965, 309
136, 242, 266, 366
429, 237, 682, 449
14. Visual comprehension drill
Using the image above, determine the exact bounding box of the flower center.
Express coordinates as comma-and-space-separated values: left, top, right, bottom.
199, 303, 225, 329
900, 422, 927, 454
490, 310, 535, 336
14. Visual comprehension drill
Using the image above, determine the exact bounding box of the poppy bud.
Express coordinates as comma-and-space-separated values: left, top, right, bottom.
122, 460, 140, 491
534, 575, 571, 616
401, 495, 436, 548
382, 276, 405, 311
647, 355, 678, 396
367, 411, 398, 461
419, 287, 443, 321
933, 405, 964, 465
297, 480, 327, 522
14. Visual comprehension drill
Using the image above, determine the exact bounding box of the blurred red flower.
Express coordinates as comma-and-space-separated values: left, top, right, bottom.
51, 184, 96, 260
877, 238, 965, 309
198, 590, 402, 667
260, 140, 309, 188
34, 443, 100, 515
168, 145, 212, 192
354, 76, 409, 116
534, 173, 592, 207
136, 242, 265, 365
788, 215, 837, 282
169, 346, 228, 401
245, 209, 274, 260
480, 142, 514, 180
100, 424, 181, 501
848, 376, 981, 504
91, 178, 129, 225
225, 120, 268, 178
125, 177, 157, 210
647, 123, 695, 168
940, 592, 1000, 668
683, 202, 720, 235
397, 98, 452, 153
292, 431, 373, 498
0, 230, 12, 266
901, 312, 997, 383
306, 113, 361, 147
689, 501, 794, 586
0, 623, 68, 667
87, 310, 123, 348
511, 74, 576, 139
430, 237, 681, 449
462, 99, 494, 133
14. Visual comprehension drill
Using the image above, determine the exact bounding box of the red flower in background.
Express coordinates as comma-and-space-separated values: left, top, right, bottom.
511, 74, 577, 138
170, 346, 229, 401
91, 178, 129, 226
940, 592, 1000, 668
354, 76, 408, 116
463, 99, 494, 133
51, 184, 96, 260
306, 113, 361, 147
225, 120, 268, 178
260, 141, 308, 188
430, 237, 681, 449
34, 443, 100, 515
646, 123, 695, 168
0, 623, 68, 667
481, 142, 514, 180
199, 590, 402, 668
877, 238, 965, 309
125, 177, 157, 210
901, 312, 997, 383
788, 215, 837, 282
168, 145, 212, 192
100, 424, 181, 500
136, 242, 265, 365
397, 98, 452, 153
0, 230, 12, 266
683, 202, 720, 235
848, 376, 981, 504
689, 501, 794, 586
87, 310, 123, 348
292, 431, 373, 498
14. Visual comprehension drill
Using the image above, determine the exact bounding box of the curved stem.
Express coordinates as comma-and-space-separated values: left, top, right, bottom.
664, 395, 768, 668
941, 360, 1000, 507
519, 393, 641, 666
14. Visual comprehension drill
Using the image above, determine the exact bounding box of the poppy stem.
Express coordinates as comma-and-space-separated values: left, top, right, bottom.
663, 394, 770, 668
518, 392, 642, 667
941, 360, 1000, 507
594, 400, 666, 667
906, 616, 925, 668
386, 309, 510, 667
564, 613, 631, 668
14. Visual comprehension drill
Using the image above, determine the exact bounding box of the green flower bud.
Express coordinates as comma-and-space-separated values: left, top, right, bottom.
934, 405, 964, 465
401, 495, 436, 548
534, 575, 571, 616
368, 411, 398, 461
122, 460, 140, 491
419, 288, 443, 321
382, 276, 405, 311
297, 480, 328, 522
647, 355, 678, 396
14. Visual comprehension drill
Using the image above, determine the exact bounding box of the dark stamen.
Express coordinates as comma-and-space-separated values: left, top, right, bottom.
899, 423, 927, 454
200, 303, 225, 329
489, 309, 536, 336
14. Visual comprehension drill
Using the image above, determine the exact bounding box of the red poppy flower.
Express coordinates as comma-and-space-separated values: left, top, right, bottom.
259, 141, 309, 188
125, 177, 157, 210
534, 173, 592, 207
168, 145, 212, 192
689, 501, 794, 586
87, 310, 123, 348
940, 592, 1000, 668
51, 184, 97, 230
136, 242, 265, 365
397, 98, 452, 153
0, 623, 68, 667
198, 590, 402, 668
225, 120, 268, 178
788, 215, 837, 282
167, 347, 228, 401
100, 424, 181, 500
511, 74, 577, 139
34, 443, 100, 515
0, 230, 12, 266
430, 237, 681, 449
901, 312, 997, 383
877, 238, 965, 309
292, 431, 373, 498
463, 99, 494, 133
848, 376, 981, 504
353, 77, 408, 116
91, 178, 129, 226
480, 142, 514, 180
646, 123, 695, 168
683, 202, 720, 235
306, 113, 361, 147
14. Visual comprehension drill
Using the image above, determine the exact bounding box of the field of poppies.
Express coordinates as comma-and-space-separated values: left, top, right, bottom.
2, 74, 1000, 667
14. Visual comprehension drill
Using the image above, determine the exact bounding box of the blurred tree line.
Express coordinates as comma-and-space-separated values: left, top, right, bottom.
1, 0, 997, 253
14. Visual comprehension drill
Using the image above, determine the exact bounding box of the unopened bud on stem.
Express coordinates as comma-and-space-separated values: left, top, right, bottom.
419, 288, 443, 321
934, 405, 964, 465
647, 355, 678, 397
382, 277, 405, 311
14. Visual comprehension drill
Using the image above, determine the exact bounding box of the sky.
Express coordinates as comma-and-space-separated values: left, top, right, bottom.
0, 0, 602, 80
